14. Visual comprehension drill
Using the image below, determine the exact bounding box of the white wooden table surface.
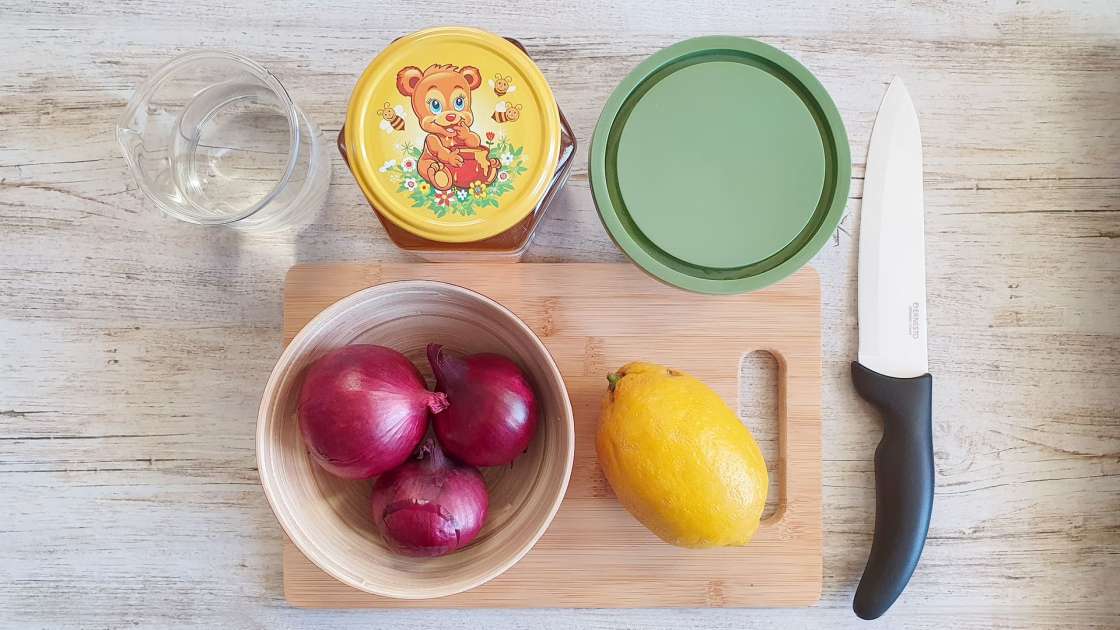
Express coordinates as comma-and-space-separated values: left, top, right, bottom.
2, 1, 1118, 628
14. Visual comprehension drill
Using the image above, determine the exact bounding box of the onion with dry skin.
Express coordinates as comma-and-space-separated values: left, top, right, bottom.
370, 437, 489, 557
427, 343, 539, 467
297, 344, 448, 479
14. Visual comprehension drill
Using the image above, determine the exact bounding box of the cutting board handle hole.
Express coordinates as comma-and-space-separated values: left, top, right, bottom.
738, 349, 784, 525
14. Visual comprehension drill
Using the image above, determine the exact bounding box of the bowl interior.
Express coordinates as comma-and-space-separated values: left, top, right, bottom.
258, 281, 573, 599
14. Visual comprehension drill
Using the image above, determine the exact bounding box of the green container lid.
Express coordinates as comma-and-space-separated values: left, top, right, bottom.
590, 37, 850, 294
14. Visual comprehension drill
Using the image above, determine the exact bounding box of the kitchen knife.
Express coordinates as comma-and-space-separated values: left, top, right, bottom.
851, 77, 934, 621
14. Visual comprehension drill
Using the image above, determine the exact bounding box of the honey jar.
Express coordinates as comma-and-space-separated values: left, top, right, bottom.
342, 27, 575, 260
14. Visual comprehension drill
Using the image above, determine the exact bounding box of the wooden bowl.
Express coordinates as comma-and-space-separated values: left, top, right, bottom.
257, 280, 575, 599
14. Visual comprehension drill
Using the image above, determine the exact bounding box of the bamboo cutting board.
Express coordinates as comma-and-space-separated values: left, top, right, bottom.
280, 263, 822, 608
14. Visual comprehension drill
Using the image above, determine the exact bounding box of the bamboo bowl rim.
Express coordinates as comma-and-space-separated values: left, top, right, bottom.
257, 280, 575, 599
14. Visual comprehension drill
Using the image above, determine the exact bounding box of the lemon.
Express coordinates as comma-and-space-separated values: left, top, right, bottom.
596, 362, 768, 548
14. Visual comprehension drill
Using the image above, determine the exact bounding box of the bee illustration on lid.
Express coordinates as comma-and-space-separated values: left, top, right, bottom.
377, 102, 406, 133
491, 101, 522, 123
488, 74, 516, 97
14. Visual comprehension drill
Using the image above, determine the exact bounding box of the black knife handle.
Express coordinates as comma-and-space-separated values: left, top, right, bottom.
850, 361, 934, 620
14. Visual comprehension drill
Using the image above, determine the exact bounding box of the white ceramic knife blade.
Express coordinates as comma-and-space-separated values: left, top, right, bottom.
858, 77, 928, 378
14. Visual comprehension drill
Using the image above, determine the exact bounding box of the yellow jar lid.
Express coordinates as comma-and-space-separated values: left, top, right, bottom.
346, 27, 561, 243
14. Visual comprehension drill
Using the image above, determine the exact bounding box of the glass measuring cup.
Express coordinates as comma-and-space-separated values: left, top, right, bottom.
117, 51, 328, 231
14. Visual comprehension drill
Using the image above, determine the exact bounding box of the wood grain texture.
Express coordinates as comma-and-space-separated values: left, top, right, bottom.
0, 0, 1118, 627
279, 263, 822, 608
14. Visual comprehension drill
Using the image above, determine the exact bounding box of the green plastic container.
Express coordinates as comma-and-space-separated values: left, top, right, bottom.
590, 36, 850, 294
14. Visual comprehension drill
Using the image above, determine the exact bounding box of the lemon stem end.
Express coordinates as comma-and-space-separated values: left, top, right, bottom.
607, 372, 622, 391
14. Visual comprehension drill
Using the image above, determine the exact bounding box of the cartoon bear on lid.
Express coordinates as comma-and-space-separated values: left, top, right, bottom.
396, 64, 501, 191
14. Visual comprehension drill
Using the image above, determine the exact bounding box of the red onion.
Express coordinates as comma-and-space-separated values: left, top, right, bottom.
370, 437, 489, 557
297, 344, 448, 479
426, 344, 538, 467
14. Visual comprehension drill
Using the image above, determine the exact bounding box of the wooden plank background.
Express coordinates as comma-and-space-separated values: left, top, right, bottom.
0, 1, 1117, 628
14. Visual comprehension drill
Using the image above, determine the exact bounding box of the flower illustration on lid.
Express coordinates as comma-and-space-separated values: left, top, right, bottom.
375, 107, 526, 219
